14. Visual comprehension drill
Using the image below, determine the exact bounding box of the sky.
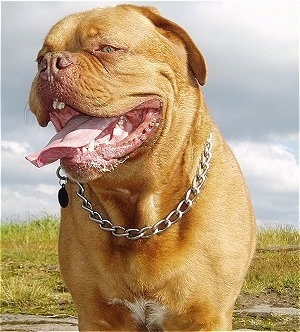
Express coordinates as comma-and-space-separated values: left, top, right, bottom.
1, 1, 299, 228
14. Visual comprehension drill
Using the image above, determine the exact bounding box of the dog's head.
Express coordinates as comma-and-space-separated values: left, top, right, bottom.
26, 5, 207, 181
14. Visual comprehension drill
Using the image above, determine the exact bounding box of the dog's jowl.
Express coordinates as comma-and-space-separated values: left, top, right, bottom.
26, 5, 256, 331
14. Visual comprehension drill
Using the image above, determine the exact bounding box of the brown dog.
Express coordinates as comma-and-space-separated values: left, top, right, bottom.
26, 4, 256, 331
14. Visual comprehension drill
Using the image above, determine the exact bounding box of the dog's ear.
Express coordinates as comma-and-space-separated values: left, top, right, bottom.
133, 6, 207, 86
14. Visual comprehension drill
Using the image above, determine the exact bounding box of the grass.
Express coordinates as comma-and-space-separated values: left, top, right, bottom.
258, 224, 299, 247
234, 224, 300, 331
242, 224, 299, 296
1, 216, 76, 316
1, 217, 299, 330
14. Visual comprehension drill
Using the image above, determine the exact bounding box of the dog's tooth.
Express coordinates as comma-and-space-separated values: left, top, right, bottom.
88, 140, 95, 152
57, 102, 65, 110
52, 100, 65, 110
82, 147, 88, 153
113, 125, 123, 136
52, 100, 58, 109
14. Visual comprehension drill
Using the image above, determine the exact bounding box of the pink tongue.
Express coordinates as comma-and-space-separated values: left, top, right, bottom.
26, 115, 117, 167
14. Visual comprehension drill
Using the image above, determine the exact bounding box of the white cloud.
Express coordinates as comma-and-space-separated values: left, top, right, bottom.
2, 185, 59, 222
2, 140, 58, 185
36, 184, 57, 196
230, 139, 299, 226
1, 140, 60, 220
2, 141, 30, 154
231, 140, 299, 193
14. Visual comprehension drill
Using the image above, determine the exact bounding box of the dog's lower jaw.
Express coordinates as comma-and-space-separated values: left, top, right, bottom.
61, 155, 129, 183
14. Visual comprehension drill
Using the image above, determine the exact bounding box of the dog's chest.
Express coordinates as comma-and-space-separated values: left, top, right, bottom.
110, 298, 167, 330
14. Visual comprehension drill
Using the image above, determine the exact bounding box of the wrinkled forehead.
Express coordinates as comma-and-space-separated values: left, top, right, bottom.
43, 6, 156, 52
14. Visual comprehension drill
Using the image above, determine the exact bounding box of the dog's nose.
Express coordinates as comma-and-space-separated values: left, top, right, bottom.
38, 52, 74, 81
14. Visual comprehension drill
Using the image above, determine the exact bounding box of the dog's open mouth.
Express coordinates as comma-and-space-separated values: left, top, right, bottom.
26, 99, 162, 171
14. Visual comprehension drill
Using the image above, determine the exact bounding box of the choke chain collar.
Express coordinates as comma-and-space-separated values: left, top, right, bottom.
56, 134, 213, 240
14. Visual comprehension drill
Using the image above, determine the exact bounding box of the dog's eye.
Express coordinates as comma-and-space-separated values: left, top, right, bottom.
91, 45, 123, 58
100, 45, 117, 53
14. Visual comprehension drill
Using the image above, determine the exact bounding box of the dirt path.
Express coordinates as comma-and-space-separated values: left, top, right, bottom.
1, 306, 299, 331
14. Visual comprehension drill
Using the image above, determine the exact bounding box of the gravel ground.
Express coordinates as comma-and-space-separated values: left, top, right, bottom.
0, 314, 78, 331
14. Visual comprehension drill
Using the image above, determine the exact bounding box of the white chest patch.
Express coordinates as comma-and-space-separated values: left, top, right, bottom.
110, 298, 167, 330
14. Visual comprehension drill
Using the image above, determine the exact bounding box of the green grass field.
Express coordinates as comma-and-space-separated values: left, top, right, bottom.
1, 217, 299, 330
1, 217, 76, 316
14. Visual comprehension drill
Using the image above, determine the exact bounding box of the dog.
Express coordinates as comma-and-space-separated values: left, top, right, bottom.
26, 4, 256, 331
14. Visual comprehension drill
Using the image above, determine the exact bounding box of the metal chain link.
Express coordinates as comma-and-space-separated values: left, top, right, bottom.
58, 134, 213, 240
